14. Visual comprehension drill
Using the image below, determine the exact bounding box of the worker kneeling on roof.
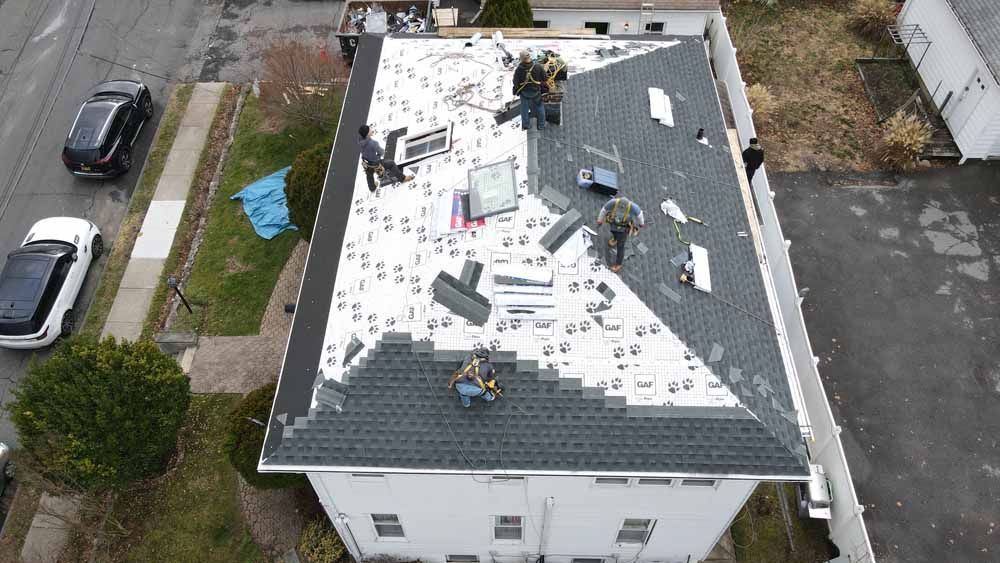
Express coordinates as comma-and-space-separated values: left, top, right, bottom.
447, 347, 499, 408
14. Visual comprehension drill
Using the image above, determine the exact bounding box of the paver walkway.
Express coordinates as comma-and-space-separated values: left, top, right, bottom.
102, 83, 225, 342
188, 239, 308, 393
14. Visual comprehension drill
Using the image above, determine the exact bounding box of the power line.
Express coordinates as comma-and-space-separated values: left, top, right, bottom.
81, 51, 174, 82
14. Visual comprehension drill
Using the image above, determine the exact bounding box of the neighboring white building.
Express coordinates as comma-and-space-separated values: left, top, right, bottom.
259, 31, 818, 563
528, 0, 718, 36
899, 0, 1000, 161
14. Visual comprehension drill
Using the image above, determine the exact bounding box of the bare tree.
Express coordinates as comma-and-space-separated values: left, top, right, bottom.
259, 39, 349, 131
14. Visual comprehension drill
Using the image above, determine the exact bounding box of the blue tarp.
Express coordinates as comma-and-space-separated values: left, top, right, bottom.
230, 166, 298, 240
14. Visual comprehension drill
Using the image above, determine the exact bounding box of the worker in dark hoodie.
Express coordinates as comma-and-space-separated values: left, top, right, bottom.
358, 125, 414, 192
741, 137, 765, 183
512, 51, 547, 131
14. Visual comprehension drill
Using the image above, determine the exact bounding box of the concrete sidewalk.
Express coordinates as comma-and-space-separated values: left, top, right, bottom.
102, 83, 225, 341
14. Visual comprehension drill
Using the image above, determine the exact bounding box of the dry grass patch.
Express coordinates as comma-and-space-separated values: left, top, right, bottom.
725, 0, 884, 171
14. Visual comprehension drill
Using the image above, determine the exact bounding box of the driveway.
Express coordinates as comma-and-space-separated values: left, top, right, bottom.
772, 164, 1000, 563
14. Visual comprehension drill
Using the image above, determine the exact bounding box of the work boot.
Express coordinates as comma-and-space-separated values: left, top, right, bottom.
610, 264, 623, 273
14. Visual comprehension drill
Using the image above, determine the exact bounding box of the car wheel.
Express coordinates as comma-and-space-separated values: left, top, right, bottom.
61, 309, 74, 337
91, 234, 103, 259
142, 95, 154, 119
117, 147, 132, 173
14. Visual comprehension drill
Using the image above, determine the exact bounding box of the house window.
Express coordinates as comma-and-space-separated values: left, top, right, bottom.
351, 473, 385, 481
447, 557, 480, 563
644, 22, 665, 34
533, 20, 549, 28
493, 515, 523, 541
616, 518, 654, 544
636, 478, 672, 486
572, 559, 604, 563
371, 514, 405, 538
594, 477, 630, 486
584, 21, 609, 35
395, 123, 453, 165
681, 479, 718, 487
491, 475, 524, 484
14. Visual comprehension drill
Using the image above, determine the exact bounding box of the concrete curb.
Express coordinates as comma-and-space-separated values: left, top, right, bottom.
101, 82, 225, 342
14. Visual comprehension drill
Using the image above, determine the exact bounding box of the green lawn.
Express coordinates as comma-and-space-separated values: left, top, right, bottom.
82, 84, 195, 337
107, 395, 262, 563
731, 483, 836, 563
174, 93, 340, 335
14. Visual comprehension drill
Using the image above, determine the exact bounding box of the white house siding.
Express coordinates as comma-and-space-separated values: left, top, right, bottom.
531, 9, 709, 36
309, 472, 756, 563
899, 0, 1000, 159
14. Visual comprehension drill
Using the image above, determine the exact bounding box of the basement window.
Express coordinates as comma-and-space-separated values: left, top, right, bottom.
447, 557, 480, 563
680, 479, 718, 488
594, 477, 630, 486
533, 20, 550, 29
636, 478, 672, 486
395, 123, 453, 165
584, 21, 609, 35
572, 559, 604, 563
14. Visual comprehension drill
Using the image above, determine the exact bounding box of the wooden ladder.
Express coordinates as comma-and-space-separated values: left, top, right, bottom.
639, 3, 655, 34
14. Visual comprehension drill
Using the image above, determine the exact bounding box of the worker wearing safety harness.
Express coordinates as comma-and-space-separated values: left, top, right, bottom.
446, 347, 498, 408
512, 51, 547, 131
596, 196, 646, 273
358, 125, 414, 192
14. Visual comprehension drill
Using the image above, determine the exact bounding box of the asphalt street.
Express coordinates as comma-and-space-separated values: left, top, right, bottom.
773, 165, 1000, 562
0, 0, 208, 446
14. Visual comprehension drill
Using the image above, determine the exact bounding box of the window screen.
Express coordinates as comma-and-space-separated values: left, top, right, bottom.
371, 514, 405, 538
493, 515, 523, 541
616, 519, 652, 544
644, 22, 665, 34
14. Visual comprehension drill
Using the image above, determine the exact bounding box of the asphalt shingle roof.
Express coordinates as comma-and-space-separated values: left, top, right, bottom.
262, 36, 809, 478
946, 0, 1000, 83
265, 333, 807, 476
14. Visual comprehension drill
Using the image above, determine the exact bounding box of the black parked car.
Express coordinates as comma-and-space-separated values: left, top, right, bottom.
61, 80, 153, 178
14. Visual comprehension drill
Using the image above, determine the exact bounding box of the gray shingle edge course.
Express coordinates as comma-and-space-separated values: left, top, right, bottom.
264, 334, 808, 476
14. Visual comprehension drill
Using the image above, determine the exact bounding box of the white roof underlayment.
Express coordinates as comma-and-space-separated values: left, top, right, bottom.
317, 37, 742, 409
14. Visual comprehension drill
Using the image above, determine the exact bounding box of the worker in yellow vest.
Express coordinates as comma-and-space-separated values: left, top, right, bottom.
596, 196, 646, 273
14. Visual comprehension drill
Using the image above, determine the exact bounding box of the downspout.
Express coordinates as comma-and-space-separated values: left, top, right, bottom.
538, 497, 556, 558
334, 513, 365, 561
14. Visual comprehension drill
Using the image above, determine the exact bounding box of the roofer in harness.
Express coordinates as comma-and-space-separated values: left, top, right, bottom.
447, 347, 501, 408
513, 51, 547, 131
358, 125, 415, 192
596, 196, 645, 273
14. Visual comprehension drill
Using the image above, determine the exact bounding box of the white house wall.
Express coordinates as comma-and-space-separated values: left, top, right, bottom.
899, 0, 1000, 159
309, 472, 756, 563
532, 9, 709, 36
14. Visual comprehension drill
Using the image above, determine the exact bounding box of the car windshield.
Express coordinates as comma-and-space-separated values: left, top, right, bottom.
66, 100, 117, 150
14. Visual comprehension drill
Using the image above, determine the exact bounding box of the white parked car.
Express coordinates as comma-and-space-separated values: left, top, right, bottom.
0, 218, 102, 349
